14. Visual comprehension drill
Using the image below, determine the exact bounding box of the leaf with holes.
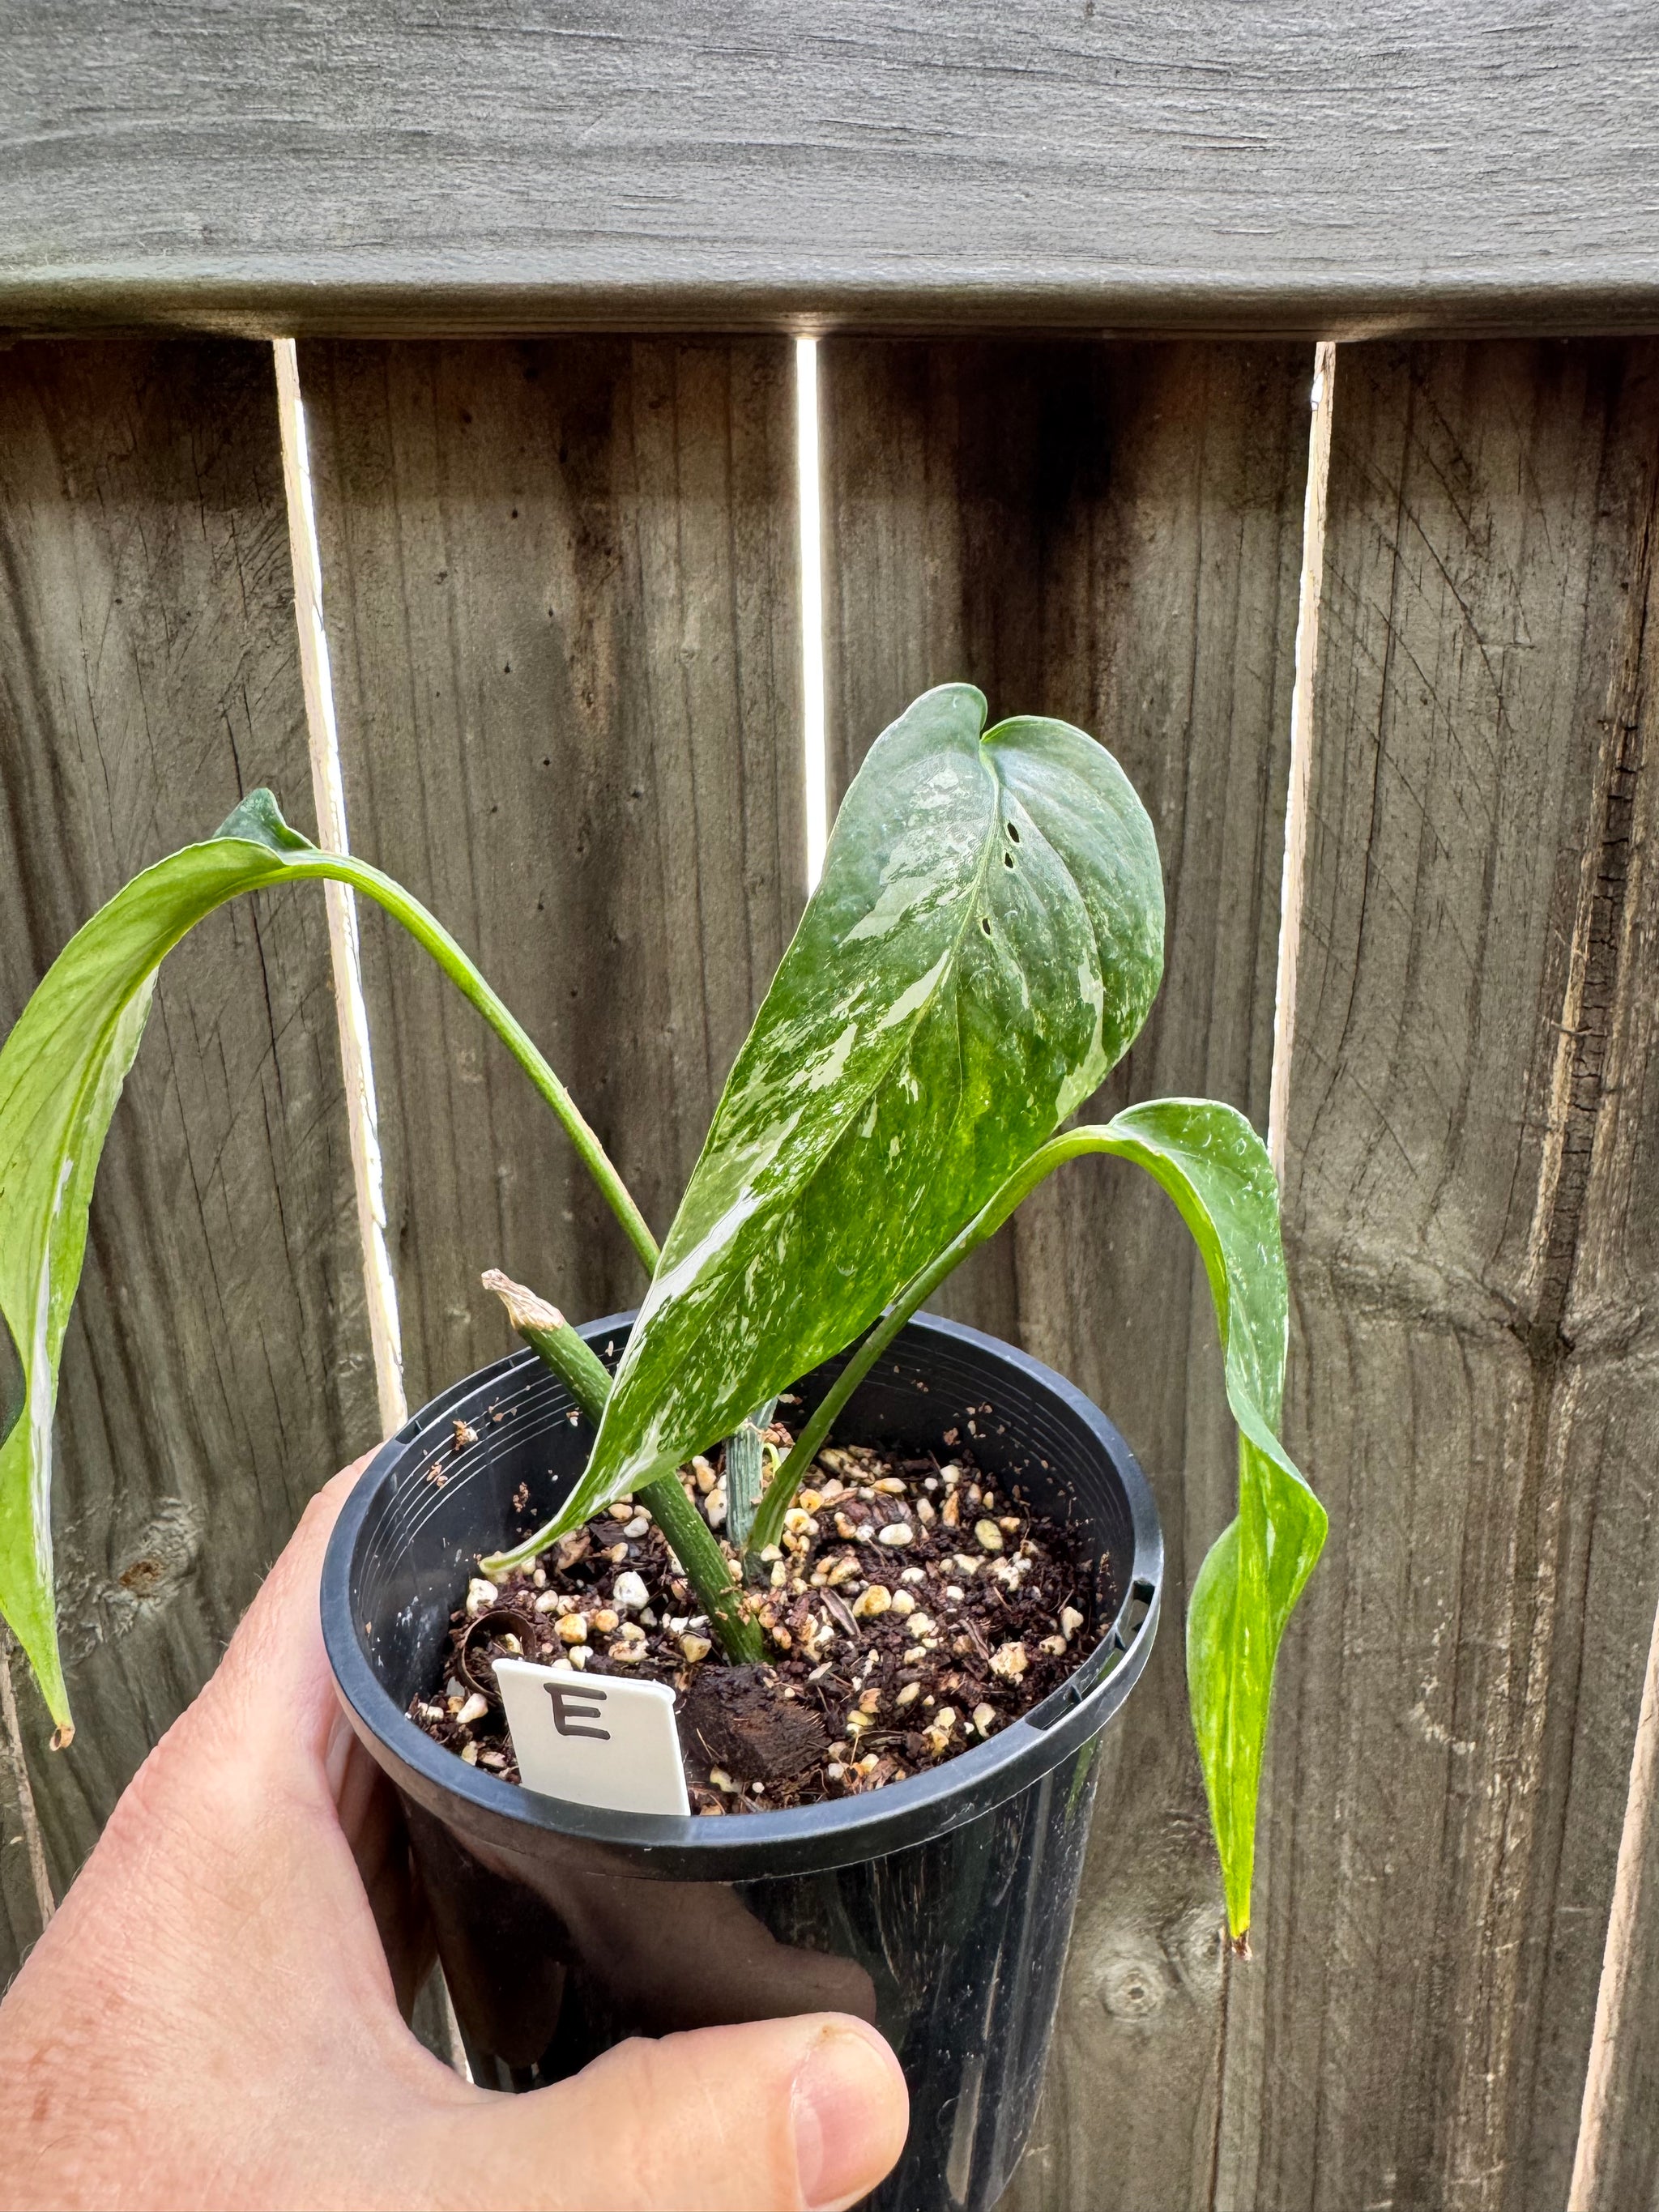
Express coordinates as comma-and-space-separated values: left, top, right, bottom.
521, 681, 1164, 1537
0, 791, 648, 1733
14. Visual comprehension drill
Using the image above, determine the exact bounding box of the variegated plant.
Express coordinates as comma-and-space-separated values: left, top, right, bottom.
0, 682, 1323, 1946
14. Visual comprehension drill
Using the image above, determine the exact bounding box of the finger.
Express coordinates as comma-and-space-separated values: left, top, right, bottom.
164, 1450, 440, 2014
549, 1868, 878, 2030
21, 1451, 425, 2056
207, 1453, 378, 1764
47, 1452, 376, 1879
427, 2012, 908, 2212
278, 1458, 436, 1996
0, 1485, 448, 2204
335, 1724, 436, 2015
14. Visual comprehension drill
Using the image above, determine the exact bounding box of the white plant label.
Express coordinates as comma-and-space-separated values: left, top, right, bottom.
493, 1657, 690, 1817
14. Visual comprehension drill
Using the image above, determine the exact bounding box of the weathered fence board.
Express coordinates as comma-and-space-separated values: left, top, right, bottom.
298, 338, 804, 1408
1547, 342, 1659, 2212
5, 4, 1659, 338
0, 340, 377, 1957
1220, 339, 1659, 2212
2, 314, 1657, 2201
818, 338, 1311, 2209
0, 1666, 51, 1973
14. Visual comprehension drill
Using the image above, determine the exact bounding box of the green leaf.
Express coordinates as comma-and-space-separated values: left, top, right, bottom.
0, 825, 295, 1731
546, 681, 1165, 1529
1098, 1102, 1326, 1947
0, 795, 651, 1733
748, 1096, 1324, 1942
217, 786, 318, 855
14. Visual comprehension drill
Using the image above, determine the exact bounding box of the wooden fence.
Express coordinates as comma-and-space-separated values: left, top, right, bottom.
5, 14, 1659, 2208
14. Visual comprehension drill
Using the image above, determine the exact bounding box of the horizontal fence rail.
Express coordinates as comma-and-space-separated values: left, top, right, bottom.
0, 326, 1657, 2209
3, 4, 1659, 338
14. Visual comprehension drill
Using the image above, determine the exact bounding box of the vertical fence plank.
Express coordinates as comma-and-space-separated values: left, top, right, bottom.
820, 339, 1311, 2208
0, 1654, 51, 1970
1223, 339, 1659, 2212
299, 339, 804, 1408
0, 340, 377, 1950
1574, 1610, 1659, 2211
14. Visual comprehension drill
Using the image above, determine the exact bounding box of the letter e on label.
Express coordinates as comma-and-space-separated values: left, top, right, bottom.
493, 1657, 690, 1815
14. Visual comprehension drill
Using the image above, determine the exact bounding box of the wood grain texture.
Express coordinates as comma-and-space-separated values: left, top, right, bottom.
299, 338, 804, 1409
1218, 339, 1659, 2212
819, 339, 1311, 2208
0, 341, 378, 1955
3, 3, 1659, 339
0, 1645, 54, 1973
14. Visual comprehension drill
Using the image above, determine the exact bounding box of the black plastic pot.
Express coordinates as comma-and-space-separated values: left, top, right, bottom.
322, 1313, 1162, 2212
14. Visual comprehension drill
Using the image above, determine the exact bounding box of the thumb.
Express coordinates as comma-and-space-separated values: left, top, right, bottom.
431, 2012, 908, 2212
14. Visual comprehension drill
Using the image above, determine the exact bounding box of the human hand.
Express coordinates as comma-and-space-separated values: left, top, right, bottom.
0, 1460, 908, 2211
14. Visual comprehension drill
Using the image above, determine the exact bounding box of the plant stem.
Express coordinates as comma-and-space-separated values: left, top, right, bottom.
483, 1271, 614, 1422
298, 852, 660, 1278
723, 1399, 778, 1551
640, 1473, 763, 1663
481, 1272, 763, 1663
749, 1104, 1264, 1554
745, 1148, 1055, 1556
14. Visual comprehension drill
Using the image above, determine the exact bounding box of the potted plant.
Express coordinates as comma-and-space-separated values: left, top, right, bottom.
0, 683, 1324, 2210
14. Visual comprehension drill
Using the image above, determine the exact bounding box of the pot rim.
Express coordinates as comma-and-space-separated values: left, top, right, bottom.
322, 1311, 1163, 1881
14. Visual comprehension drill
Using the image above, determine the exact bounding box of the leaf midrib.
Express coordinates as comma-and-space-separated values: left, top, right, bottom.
748, 732, 1125, 1287
753, 739, 1008, 1279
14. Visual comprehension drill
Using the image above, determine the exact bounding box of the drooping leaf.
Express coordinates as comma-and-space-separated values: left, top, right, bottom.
1095, 1101, 1325, 1946
748, 1095, 1324, 1942
0, 793, 650, 1733
544, 682, 1165, 1529
0, 824, 291, 1730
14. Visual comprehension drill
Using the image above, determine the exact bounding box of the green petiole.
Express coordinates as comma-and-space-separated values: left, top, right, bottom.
479, 1272, 761, 1664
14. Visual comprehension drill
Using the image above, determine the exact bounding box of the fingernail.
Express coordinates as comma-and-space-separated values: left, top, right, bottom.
791, 2024, 906, 2210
